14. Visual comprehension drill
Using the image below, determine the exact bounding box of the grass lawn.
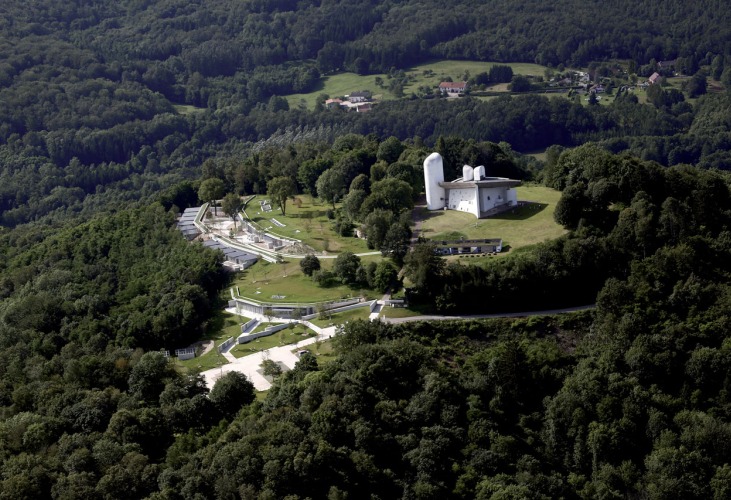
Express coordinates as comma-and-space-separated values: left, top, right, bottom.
230, 323, 317, 358
300, 339, 338, 366
381, 306, 423, 319
418, 185, 567, 252
526, 149, 548, 162
173, 350, 229, 373
310, 306, 372, 327
232, 258, 379, 303
243, 194, 371, 254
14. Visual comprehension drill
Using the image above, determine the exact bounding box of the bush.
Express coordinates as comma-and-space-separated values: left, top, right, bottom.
312, 269, 335, 286
300, 254, 321, 276
334, 217, 353, 237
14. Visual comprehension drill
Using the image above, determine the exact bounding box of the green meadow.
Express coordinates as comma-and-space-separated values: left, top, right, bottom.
286, 59, 552, 109
232, 256, 382, 304
418, 185, 567, 252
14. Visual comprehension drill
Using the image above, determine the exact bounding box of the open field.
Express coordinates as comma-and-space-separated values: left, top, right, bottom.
173, 104, 206, 115
418, 185, 566, 252
243, 194, 371, 254
401, 60, 550, 95
285, 71, 398, 109
286, 59, 552, 110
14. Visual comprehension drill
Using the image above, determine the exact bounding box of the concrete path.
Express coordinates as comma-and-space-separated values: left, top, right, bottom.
368, 292, 391, 321
202, 316, 337, 391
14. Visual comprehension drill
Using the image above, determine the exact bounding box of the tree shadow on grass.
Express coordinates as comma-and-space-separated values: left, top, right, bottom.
413, 207, 451, 235
488, 202, 548, 220
288, 209, 330, 219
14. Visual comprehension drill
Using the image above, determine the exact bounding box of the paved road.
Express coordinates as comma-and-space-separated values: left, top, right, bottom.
382, 304, 595, 324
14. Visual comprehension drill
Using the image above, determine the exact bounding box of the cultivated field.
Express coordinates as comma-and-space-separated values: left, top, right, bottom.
417, 185, 567, 252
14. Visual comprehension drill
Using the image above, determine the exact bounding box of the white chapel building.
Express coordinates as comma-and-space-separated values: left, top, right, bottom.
423, 152, 521, 218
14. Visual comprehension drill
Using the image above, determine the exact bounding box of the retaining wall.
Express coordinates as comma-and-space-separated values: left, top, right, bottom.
237, 322, 292, 344
240, 318, 258, 333
301, 300, 373, 320
218, 337, 235, 353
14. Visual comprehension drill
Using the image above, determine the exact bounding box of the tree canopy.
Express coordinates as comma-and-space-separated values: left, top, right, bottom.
267, 176, 297, 216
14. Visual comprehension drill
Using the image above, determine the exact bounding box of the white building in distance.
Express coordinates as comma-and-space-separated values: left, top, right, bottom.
423, 152, 521, 218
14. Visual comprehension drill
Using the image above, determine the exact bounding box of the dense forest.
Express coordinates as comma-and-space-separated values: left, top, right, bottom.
1, 139, 730, 497
2, 0, 731, 497
1, 0, 731, 227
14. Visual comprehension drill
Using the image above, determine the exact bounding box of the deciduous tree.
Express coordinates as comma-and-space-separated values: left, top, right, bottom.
221, 193, 242, 230
199, 178, 226, 216
268, 176, 297, 216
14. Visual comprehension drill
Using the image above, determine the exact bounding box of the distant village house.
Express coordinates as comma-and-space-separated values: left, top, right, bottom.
348, 91, 371, 103
439, 81, 468, 94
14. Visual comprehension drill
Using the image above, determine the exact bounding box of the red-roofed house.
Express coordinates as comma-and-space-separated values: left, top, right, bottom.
439, 81, 468, 94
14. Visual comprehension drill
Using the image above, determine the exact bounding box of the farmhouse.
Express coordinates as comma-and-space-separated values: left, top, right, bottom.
423, 152, 521, 219
648, 72, 661, 85
439, 81, 468, 94
347, 91, 371, 103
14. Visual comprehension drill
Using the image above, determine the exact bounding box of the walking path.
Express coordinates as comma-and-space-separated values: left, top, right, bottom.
201, 309, 337, 391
